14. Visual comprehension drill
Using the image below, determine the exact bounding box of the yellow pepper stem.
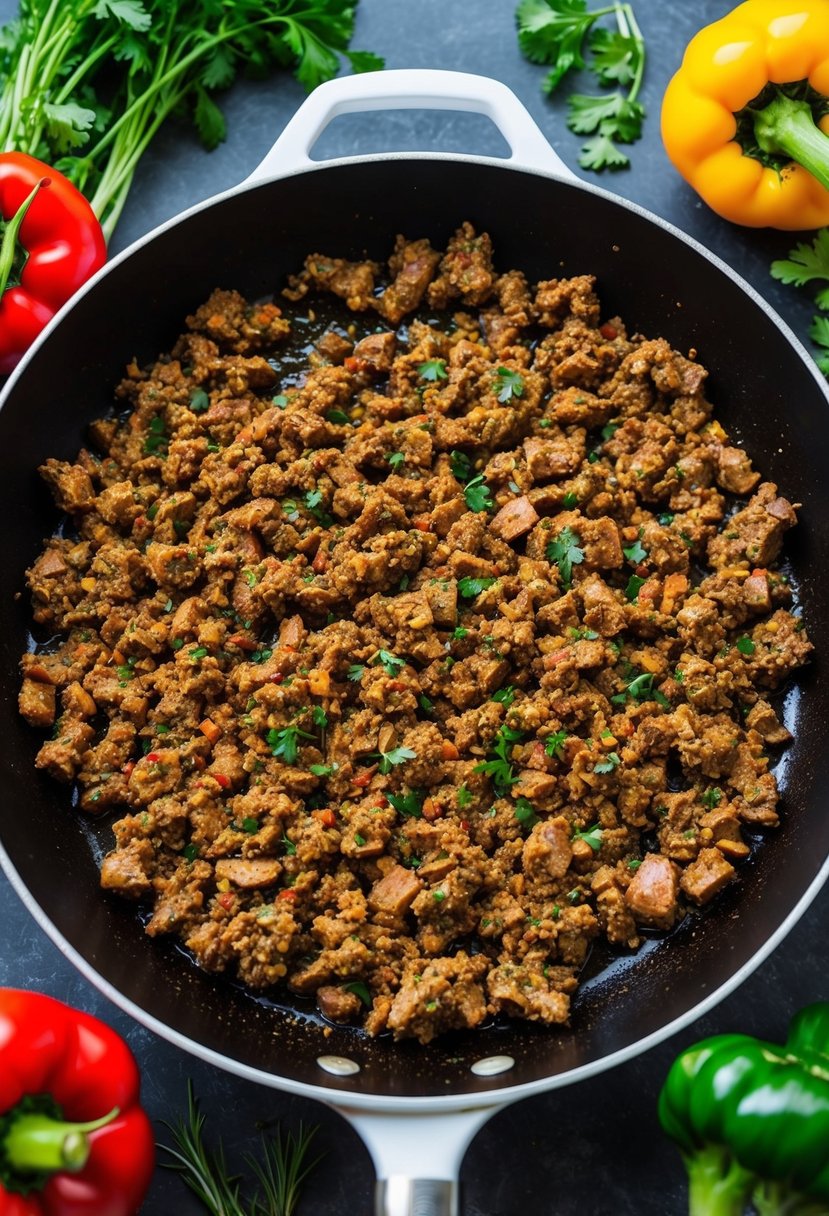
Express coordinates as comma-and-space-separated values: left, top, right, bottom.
753, 92, 829, 194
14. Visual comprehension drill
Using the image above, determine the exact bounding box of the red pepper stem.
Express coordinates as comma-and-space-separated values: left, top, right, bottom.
3, 1106, 119, 1175
0, 176, 50, 299
753, 92, 829, 193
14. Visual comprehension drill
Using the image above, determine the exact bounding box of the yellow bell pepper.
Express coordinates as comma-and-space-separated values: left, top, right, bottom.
661, 0, 829, 228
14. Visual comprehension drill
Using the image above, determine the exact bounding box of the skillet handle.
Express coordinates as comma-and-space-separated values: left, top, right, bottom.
336, 1104, 500, 1216
246, 68, 576, 183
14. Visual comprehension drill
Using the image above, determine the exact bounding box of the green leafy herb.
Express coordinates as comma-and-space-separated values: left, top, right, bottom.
312, 706, 328, 729
417, 358, 448, 382
701, 787, 723, 809
473, 724, 525, 797
457, 784, 473, 809
450, 449, 472, 481
347, 664, 365, 682
771, 228, 829, 304
624, 573, 646, 602
344, 981, 372, 1007
267, 724, 313, 765
657, 512, 674, 526
573, 823, 603, 850
546, 526, 584, 589
514, 796, 539, 830
516, 0, 646, 172
458, 576, 497, 599
593, 751, 620, 774
493, 366, 525, 402
491, 686, 516, 707
611, 670, 669, 708
309, 763, 334, 777
452, 626, 469, 640
771, 230, 829, 376
241, 817, 259, 834
183, 843, 199, 862
562, 491, 579, 508
544, 730, 568, 759
326, 408, 351, 425
0, 2, 382, 242
386, 451, 405, 472
378, 746, 417, 775
143, 415, 167, 455
623, 538, 648, 564
736, 635, 756, 655
304, 488, 331, 526
189, 387, 209, 413
418, 693, 435, 714
464, 473, 493, 513
387, 788, 424, 818
160, 1082, 320, 1216
372, 649, 405, 677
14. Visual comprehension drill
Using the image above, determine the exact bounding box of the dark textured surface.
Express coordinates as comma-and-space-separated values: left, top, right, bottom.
0, 0, 827, 1211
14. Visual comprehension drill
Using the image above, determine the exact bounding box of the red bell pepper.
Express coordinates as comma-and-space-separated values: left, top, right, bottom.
0, 153, 106, 375
0, 989, 154, 1216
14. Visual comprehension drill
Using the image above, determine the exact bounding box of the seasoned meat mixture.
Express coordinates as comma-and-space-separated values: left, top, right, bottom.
19, 223, 812, 1044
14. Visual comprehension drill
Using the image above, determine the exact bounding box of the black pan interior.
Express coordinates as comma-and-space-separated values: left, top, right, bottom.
2, 158, 827, 1100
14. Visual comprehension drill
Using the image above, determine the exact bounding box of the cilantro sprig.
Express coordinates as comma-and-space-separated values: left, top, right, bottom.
546, 526, 584, 589
516, 0, 646, 172
474, 724, 525, 796
464, 473, 493, 513
771, 229, 829, 375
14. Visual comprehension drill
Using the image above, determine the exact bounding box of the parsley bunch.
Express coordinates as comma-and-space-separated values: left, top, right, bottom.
771, 228, 829, 375
0, 0, 381, 241
516, 0, 646, 171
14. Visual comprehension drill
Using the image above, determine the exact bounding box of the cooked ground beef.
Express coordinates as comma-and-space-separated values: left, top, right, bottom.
19, 224, 812, 1044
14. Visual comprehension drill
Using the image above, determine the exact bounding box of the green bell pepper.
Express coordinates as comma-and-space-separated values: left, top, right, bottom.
659, 1003, 829, 1216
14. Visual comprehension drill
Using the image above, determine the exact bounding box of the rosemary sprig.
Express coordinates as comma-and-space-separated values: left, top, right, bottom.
160, 1083, 322, 1216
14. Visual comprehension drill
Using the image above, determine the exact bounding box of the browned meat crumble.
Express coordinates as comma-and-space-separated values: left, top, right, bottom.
19, 222, 812, 1044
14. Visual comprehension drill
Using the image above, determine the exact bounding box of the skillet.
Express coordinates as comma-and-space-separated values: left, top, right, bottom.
1, 70, 829, 1213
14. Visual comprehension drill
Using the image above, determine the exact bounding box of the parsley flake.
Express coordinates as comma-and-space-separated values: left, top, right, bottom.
417, 358, 448, 382
464, 473, 493, 513
494, 367, 524, 402
546, 526, 584, 589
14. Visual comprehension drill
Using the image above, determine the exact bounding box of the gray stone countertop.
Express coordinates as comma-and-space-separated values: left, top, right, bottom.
0, 1, 826, 1212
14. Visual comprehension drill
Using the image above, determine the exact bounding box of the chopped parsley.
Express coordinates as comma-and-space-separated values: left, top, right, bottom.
377, 746, 417, 775
611, 671, 669, 708
452, 626, 469, 640
457, 784, 473, 809
347, 664, 364, 682
309, 763, 335, 777
593, 751, 620, 774
387, 788, 424, 818
491, 686, 516, 707
372, 649, 405, 677
562, 491, 579, 509
450, 449, 472, 481
304, 488, 332, 526
267, 723, 313, 765
458, 576, 496, 599
386, 451, 405, 472
464, 473, 493, 513
326, 408, 351, 425
623, 538, 648, 564
624, 573, 646, 602
546, 526, 584, 589
474, 723, 525, 796
189, 387, 209, 412
143, 415, 168, 456
418, 693, 435, 714
573, 823, 603, 851
514, 796, 539, 829
417, 358, 447, 381
344, 981, 373, 1007
544, 730, 567, 759
701, 787, 723, 809
494, 366, 524, 403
